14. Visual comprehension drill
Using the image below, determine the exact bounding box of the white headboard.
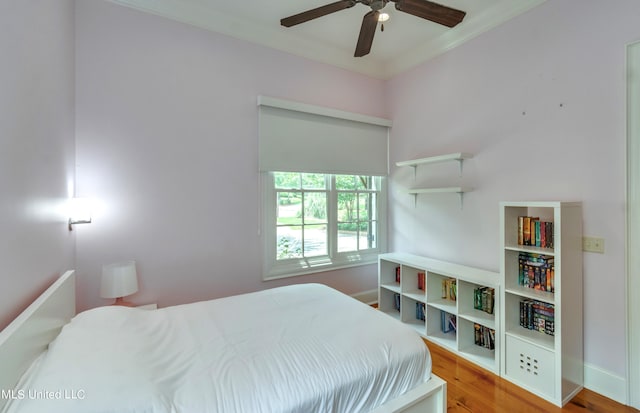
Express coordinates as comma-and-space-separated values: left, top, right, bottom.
0, 270, 76, 410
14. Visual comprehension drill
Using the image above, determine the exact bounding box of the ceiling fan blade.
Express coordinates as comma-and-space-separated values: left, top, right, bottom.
393, 0, 466, 27
281, 0, 357, 27
354, 11, 379, 57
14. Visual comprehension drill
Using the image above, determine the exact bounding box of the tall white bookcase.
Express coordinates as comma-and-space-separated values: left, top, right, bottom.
378, 253, 500, 374
499, 202, 583, 406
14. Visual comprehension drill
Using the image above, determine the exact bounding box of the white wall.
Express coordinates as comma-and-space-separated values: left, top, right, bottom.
387, 0, 640, 391
0, 0, 76, 330
74, 0, 388, 311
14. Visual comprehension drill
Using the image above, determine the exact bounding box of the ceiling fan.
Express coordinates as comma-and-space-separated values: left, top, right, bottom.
280, 0, 466, 57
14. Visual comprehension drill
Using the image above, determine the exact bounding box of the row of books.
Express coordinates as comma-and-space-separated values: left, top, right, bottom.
441, 311, 457, 333
394, 293, 401, 312
518, 252, 555, 293
417, 272, 425, 290
416, 302, 426, 321
442, 278, 457, 301
518, 216, 554, 248
520, 299, 555, 336
473, 287, 495, 314
474, 324, 495, 350
395, 266, 401, 283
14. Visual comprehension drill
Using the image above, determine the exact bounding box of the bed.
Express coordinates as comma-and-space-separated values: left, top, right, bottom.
0, 271, 446, 413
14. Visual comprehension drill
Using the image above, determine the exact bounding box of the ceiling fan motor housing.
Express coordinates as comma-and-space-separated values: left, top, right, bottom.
369, 0, 388, 11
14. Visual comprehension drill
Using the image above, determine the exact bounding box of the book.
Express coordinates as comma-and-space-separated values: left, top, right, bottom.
416, 302, 426, 321
518, 252, 555, 292
474, 287, 494, 314
518, 216, 524, 245
519, 299, 555, 336
441, 278, 457, 301
441, 311, 456, 333
518, 216, 554, 248
545, 221, 554, 248
473, 323, 495, 350
523, 217, 531, 245
417, 272, 425, 290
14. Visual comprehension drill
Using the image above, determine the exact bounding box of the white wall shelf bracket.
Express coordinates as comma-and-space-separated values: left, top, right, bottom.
457, 159, 465, 176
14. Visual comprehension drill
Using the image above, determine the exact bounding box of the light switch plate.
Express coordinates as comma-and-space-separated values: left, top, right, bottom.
583, 236, 605, 253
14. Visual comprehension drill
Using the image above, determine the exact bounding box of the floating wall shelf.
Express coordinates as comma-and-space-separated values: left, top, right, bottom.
406, 187, 472, 208
396, 152, 473, 178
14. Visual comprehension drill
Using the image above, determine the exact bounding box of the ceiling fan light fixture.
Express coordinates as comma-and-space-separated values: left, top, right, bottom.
378, 12, 390, 22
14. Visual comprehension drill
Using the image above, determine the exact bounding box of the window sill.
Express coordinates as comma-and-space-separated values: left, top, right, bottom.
263, 252, 380, 281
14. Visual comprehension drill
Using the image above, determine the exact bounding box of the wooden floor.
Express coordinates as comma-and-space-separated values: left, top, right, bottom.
426, 340, 638, 413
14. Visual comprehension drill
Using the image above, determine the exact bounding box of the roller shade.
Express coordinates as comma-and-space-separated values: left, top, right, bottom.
258, 96, 390, 176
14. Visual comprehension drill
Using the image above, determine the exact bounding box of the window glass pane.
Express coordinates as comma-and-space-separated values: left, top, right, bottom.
277, 227, 302, 259
356, 176, 373, 190
301, 173, 326, 190
274, 172, 300, 189
335, 175, 356, 190
277, 192, 302, 226
337, 193, 357, 222
304, 224, 328, 257
361, 221, 377, 250
358, 193, 373, 221
304, 192, 327, 223
337, 225, 358, 252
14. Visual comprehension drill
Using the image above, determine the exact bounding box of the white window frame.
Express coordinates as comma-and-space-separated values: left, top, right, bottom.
262, 172, 387, 280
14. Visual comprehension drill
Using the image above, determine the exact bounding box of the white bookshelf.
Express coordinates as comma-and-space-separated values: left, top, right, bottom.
499, 202, 583, 407
378, 253, 500, 374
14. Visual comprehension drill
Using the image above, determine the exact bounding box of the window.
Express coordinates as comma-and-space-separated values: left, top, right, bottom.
263, 172, 386, 279
257, 96, 391, 279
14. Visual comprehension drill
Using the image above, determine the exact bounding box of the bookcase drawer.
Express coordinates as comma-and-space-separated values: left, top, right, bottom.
505, 335, 555, 398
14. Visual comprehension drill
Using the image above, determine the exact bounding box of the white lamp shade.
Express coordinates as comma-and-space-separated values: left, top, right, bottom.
101, 261, 139, 299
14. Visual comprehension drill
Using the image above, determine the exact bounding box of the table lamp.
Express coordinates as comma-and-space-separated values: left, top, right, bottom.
100, 260, 139, 306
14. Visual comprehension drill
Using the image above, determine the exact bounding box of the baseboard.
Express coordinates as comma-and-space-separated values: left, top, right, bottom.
584, 363, 627, 405
351, 289, 378, 305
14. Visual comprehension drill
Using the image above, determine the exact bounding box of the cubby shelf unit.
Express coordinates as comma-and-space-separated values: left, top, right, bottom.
499, 201, 583, 407
378, 253, 500, 375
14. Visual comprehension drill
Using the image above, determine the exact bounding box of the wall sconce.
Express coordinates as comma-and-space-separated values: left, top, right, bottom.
68, 197, 92, 231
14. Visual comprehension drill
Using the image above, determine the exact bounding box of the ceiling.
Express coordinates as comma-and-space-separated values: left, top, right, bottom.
108, 0, 546, 79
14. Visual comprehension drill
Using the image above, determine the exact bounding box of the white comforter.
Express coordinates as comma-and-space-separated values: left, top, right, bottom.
5, 283, 431, 413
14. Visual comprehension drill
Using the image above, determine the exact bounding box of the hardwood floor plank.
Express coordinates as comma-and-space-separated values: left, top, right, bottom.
425, 340, 639, 413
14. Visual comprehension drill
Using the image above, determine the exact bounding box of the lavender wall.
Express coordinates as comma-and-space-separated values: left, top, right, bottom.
74, 0, 387, 311
387, 0, 640, 379
0, 1, 76, 330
